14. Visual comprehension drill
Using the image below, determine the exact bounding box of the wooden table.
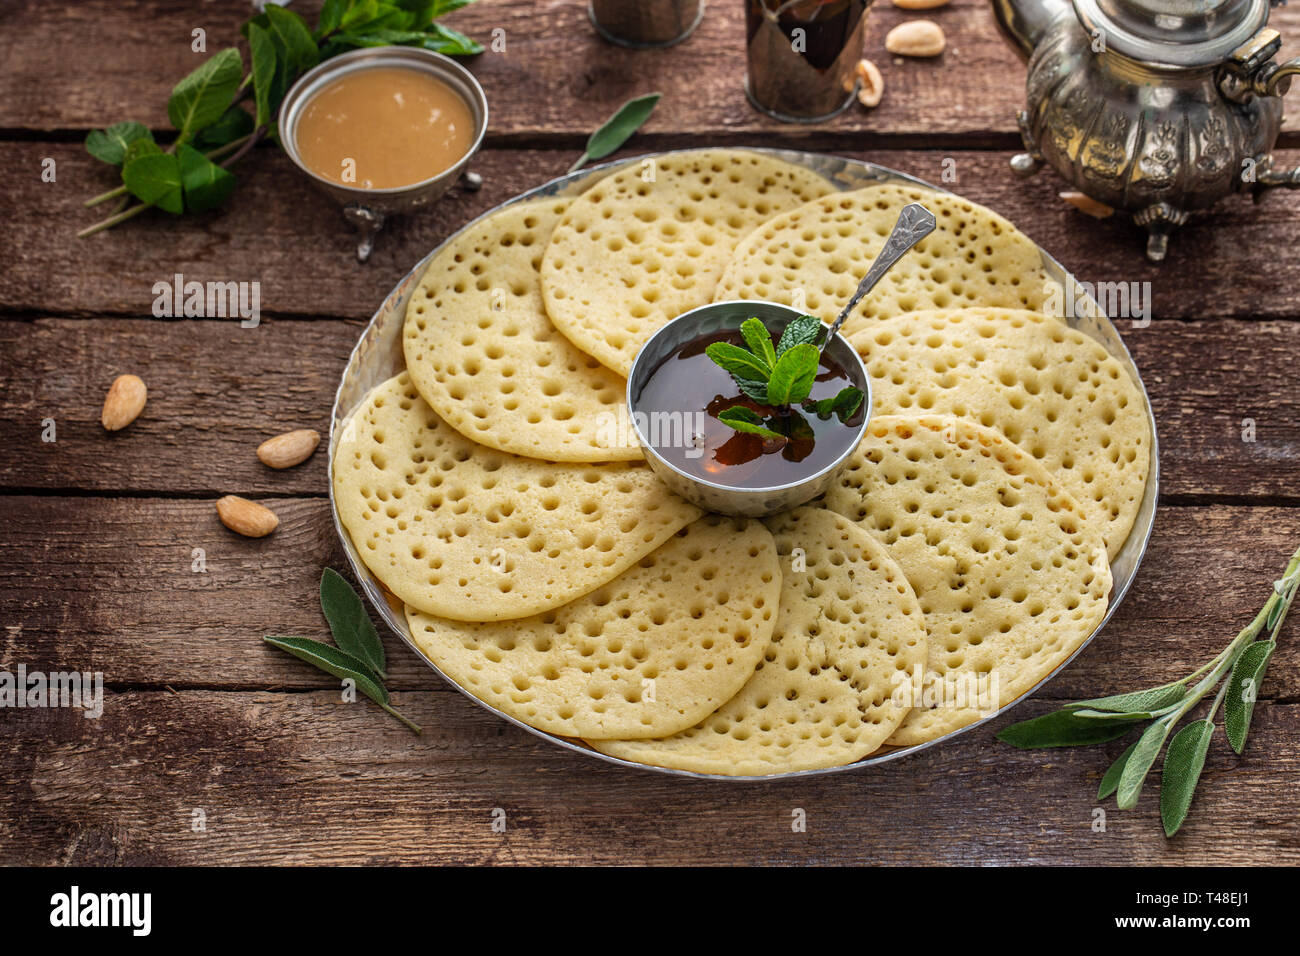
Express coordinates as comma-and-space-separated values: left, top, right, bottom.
2, 0, 1299, 867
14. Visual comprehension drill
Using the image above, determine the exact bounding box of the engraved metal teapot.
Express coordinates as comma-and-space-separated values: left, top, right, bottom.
991, 0, 1300, 259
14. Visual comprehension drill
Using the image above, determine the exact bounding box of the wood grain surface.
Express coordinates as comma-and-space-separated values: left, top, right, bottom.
2, 0, 1299, 866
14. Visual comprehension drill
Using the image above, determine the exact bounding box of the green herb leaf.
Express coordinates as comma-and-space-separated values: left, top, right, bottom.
121, 152, 184, 214
1159, 719, 1215, 837
122, 137, 163, 165
766, 343, 820, 406
706, 342, 772, 384
577, 93, 660, 168
776, 315, 824, 355
1116, 717, 1173, 810
176, 144, 236, 213
248, 23, 281, 130
427, 0, 475, 16
316, 0, 350, 38
717, 407, 785, 440
85, 121, 153, 166
194, 105, 255, 148
739, 317, 777, 369
1069, 707, 1167, 721
264, 4, 321, 73
340, 0, 383, 30
167, 47, 243, 144
263, 635, 420, 734
1097, 741, 1138, 800
1066, 681, 1189, 716
1224, 639, 1275, 754
996, 709, 1143, 749
733, 376, 771, 405
419, 22, 484, 55
320, 568, 388, 680
804, 387, 864, 422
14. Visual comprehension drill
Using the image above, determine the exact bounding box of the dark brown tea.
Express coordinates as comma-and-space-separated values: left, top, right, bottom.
634, 327, 866, 489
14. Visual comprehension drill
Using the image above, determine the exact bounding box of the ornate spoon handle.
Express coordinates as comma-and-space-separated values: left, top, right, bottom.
822, 202, 936, 349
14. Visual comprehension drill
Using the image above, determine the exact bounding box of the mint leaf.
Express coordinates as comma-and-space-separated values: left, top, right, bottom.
766, 343, 819, 406
733, 376, 771, 405
122, 152, 184, 214
740, 317, 777, 369
706, 342, 772, 383
248, 23, 284, 130
804, 386, 864, 422
1159, 719, 1215, 837
167, 47, 243, 143
265, 4, 321, 72
717, 407, 784, 440
194, 105, 254, 148
177, 144, 236, 212
320, 568, 387, 680
85, 121, 152, 166
420, 22, 484, 55
776, 315, 824, 355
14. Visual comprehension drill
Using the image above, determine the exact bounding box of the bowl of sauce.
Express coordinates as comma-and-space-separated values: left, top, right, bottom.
279, 46, 488, 260
627, 300, 871, 516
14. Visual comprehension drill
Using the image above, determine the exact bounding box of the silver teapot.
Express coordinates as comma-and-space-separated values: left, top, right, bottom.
992, 0, 1300, 260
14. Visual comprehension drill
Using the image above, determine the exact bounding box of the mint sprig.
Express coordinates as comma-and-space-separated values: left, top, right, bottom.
264, 568, 420, 734
80, 0, 482, 238
999, 544, 1300, 836
704, 316, 864, 439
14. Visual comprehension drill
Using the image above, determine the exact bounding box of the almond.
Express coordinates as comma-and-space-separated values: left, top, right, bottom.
216, 496, 279, 538
885, 20, 946, 58
101, 374, 147, 431
892, 0, 951, 9
855, 59, 884, 108
257, 429, 321, 469
1060, 190, 1115, 219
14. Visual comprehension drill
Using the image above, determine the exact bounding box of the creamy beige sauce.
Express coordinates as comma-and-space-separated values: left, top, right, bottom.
294, 66, 475, 189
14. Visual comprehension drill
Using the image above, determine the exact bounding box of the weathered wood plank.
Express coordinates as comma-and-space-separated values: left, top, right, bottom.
2, 496, 1298, 701
2, 316, 1297, 498
7, 143, 1300, 321
1, 688, 1296, 865
4, 0, 1298, 142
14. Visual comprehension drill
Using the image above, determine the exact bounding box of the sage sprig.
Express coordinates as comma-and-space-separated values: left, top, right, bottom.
568, 93, 661, 174
264, 568, 420, 734
999, 544, 1300, 836
80, 0, 481, 238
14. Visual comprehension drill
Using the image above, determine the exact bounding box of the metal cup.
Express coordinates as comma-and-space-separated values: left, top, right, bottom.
589, 0, 706, 48
278, 46, 489, 262
626, 300, 871, 517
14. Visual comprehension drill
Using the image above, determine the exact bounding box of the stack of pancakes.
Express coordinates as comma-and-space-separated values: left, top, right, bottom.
333, 149, 1150, 775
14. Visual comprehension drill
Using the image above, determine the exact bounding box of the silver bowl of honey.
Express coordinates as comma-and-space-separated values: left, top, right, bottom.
279, 46, 489, 261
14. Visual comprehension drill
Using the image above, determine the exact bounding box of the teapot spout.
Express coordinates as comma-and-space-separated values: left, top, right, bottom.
990, 0, 1072, 61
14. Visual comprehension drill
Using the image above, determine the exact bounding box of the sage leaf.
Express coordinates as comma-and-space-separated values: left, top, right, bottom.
1159, 719, 1215, 837
264, 4, 320, 72
574, 93, 660, 170
177, 145, 236, 213
122, 152, 184, 214
717, 407, 785, 440
194, 105, 255, 149
85, 121, 152, 166
1066, 681, 1189, 715
776, 315, 824, 355
740, 317, 777, 370
705, 341, 772, 383
766, 343, 820, 406
996, 709, 1144, 748
1116, 717, 1173, 810
320, 568, 388, 680
1224, 639, 1275, 754
1098, 741, 1138, 800
168, 47, 243, 143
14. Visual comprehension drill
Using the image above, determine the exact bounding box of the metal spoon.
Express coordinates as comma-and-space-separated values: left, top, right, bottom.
821, 202, 936, 351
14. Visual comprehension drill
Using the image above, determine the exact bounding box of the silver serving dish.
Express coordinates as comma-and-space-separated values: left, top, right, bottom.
328, 148, 1161, 781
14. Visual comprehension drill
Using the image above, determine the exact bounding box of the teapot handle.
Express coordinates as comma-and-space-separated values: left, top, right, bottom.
1258, 57, 1300, 97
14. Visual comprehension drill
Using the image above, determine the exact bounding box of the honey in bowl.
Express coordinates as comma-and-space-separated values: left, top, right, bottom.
293, 65, 475, 189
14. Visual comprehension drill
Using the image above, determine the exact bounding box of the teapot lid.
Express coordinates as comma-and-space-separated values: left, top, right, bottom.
1073, 0, 1271, 66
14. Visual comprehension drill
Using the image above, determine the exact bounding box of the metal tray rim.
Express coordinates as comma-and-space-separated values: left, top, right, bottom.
328, 147, 1160, 782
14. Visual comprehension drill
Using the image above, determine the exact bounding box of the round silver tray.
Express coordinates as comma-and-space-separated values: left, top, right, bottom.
328, 148, 1160, 781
